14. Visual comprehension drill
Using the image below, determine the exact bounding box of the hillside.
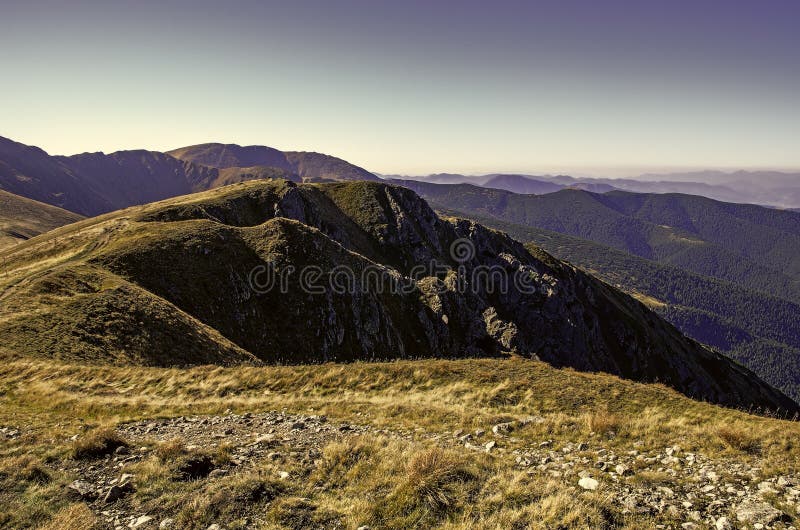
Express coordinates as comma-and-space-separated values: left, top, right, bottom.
0, 136, 378, 216
435, 209, 800, 402
398, 180, 800, 304
482, 174, 563, 194
0, 190, 83, 249
0, 179, 794, 413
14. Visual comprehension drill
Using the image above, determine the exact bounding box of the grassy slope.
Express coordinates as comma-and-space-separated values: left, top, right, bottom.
0, 190, 83, 250
1, 357, 799, 529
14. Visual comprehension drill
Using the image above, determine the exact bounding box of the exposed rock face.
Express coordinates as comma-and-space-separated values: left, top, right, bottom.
1, 179, 797, 414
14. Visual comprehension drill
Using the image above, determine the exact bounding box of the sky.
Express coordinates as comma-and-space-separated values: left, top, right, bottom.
1, 0, 798, 176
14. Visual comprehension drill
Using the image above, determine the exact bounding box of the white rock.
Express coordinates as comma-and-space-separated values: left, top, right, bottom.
578, 477, 599, 490
129, 516, 154, 529
736, 498, 787, 524
615, 464, 633, 476
714, 516, 732, 530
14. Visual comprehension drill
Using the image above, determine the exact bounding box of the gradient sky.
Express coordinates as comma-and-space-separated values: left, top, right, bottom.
1, 0, 798, 176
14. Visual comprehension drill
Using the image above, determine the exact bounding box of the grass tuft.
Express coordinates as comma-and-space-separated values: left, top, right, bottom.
717, 424, 762, 454
154, 437, 187, 461
406, 448, 472, 511
585, 408, 623, 436
71, 426, 127, 459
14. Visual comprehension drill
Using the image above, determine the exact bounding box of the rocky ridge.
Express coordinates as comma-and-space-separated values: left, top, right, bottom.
1, 179, 797, 413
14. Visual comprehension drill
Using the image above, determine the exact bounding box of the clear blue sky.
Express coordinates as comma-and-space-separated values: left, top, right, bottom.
1, 0, 798, 175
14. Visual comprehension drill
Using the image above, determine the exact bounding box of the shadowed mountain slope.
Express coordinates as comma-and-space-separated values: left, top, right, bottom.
0, 179, 795, 413
0, 190, 84, 249
435, 209, 800, 402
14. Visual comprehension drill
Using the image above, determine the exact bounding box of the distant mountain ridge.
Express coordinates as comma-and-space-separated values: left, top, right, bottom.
0, 136, 378, 216
396, 170, 800, 208
167, 143, 380, 183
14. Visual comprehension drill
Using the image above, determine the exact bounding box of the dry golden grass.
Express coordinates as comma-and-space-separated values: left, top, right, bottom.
1, 356, 799, 529
154, 438, 187, 461
36, 503, 99, 530
584, 407, 624, 436
405, 447, 474, 511
717, 423, 763, 454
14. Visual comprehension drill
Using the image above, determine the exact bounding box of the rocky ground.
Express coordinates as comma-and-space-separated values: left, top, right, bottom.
54, 411, 799, 530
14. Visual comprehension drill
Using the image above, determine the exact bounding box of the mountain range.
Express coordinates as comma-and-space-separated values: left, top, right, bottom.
0, 178, 795, 413
0, 136, 378, 217
1, 134, 798, 412
396, 180, 800, 304
392, 170, 800, 208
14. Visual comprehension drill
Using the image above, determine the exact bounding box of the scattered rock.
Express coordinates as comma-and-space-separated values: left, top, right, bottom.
615, 464, 633, 477
735, 498, 789, 525
104, 482, 134, 503
492, 422, 514, 436
714, 516, 732, 530
67, 480, 96, 501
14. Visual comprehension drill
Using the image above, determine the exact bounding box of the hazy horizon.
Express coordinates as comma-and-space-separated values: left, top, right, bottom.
2, 0, 798, 176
